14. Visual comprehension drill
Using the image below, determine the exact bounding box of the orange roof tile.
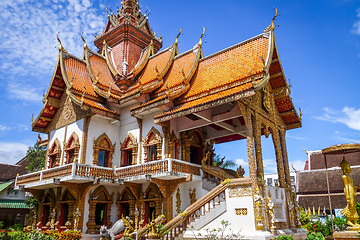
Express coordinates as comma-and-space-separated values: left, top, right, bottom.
64, 57, 98, 97
138, 49, 172, 85
89, 54, 122, 94
155, 51, 196, 93
73, 94, 118, 115
182, 36, 269, 99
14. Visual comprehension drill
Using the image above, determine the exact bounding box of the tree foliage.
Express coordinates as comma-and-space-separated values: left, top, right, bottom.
213, 155, 237, 169
25, 141, 46, 173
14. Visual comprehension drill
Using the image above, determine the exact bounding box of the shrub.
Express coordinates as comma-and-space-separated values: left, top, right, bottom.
299, 207, 310, 225
306, 232, 325, 240
274, 234, 294, 240
59, 230, 82, 240
8, 224, 22, 231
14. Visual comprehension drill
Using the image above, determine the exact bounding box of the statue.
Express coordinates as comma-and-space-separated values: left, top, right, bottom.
340, 157, 360, 228
50, 208, 56, 230
267, 196, 275, 230
73, 207, 81, 230
100, 216, 130, 240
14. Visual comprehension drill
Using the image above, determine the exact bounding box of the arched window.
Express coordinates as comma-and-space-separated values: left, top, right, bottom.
121, 133, 138, 166
93, 133, 115, 167
181, 129, 203, 165
116, 187, 136, 222
141, 183, 162, 225
59, 189, 75, 230
48, 139, 61, 168
64, 132, 80, 164
169, 131, 180, 159
86, 186, 113, 234
143, 127, 162, 162
40, 189, 55, 230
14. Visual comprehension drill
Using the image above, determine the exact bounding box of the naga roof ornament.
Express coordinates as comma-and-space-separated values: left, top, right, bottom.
264, 7, 278, 32
56, 31, 67, 52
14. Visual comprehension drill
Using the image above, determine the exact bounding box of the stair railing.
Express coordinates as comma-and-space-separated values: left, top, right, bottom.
162, 177, 251, 240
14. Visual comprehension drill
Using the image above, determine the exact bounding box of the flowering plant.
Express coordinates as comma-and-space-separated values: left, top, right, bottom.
59, 230, 82, 240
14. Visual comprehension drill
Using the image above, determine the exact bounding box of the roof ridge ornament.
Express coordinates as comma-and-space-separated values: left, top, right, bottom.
199, 26, 205, 46
263, 7, 278, 32
175, 28, 181, 44
81, 32, 87, 49
56, 31, 67, 52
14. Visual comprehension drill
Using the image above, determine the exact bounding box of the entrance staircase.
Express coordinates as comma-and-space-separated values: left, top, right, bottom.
161, 178, 250, 240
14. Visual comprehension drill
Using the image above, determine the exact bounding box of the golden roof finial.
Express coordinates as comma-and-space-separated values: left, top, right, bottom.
31, 114, 34, 123
199, 26, 205, 46
302, 145, 308, 155
43, 90, 45, 98
81, 87, 86, 103
299, 107, 303, 117
56, 31, 67, 52
176, 28, 181, 41
81, 32, 87, 49
264, 7, 278, 32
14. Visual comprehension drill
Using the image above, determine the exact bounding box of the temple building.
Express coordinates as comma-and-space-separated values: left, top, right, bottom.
297, 144, 360, 212
15, 0, 303, 239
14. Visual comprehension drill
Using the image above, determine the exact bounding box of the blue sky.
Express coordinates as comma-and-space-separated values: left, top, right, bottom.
0, 0, 359, 175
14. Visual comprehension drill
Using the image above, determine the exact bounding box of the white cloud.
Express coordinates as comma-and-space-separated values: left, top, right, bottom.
289, 159, 307, 172
315, 107, 360, 131
235, 158, 248, 167
0, 124, 10, 131
0, 0, 105, 76
352, 8, 360, 35
263, 158, 278, 174
7, 82, 42, 102
0, 142, 29, 165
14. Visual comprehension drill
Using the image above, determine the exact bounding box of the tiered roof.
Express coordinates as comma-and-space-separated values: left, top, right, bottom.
32, 4, 301, 133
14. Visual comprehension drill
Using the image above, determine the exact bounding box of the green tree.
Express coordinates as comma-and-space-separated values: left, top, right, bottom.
25, 141, 46, 173
213, 155, 237, 169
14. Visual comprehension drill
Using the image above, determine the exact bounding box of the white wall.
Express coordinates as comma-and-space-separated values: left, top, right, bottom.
48, 119, 84, 167
120, 105, 140, 164
86, 116, 121, 167
172, 180, 204, 218
0, 183, 28, 200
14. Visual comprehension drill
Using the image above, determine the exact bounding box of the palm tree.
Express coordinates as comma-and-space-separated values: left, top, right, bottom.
213, 155, 237, 169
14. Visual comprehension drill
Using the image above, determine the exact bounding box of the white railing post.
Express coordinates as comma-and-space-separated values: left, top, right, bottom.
168, 159, 172, 173
40, 171, 43, 181
71, 163, 76, 176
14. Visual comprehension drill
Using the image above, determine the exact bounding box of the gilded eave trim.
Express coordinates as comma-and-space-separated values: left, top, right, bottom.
154, 88, 255, 123
253, 30, 273, 92
102, 41, 119, 76
59, 50, 74, 90
156, 43, 177, 80
133, 43, 153, 76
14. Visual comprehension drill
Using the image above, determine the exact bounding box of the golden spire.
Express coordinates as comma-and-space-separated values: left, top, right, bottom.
81, 32, 87, 49
56, 31, 67, 52
31, 114, 33, 123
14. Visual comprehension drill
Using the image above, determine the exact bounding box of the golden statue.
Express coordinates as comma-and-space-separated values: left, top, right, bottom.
340, 157, 360, 228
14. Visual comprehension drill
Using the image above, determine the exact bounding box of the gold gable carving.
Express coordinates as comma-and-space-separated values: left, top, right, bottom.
45, 95, 90, 133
